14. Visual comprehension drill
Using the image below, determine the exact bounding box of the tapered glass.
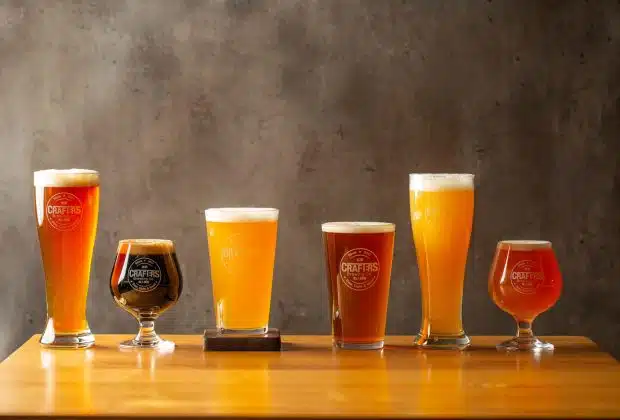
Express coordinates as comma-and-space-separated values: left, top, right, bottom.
409, 173, 474, 350
205, 208, 278, 335
34, 169, 99, 348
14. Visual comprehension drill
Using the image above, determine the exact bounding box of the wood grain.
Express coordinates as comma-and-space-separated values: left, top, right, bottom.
0, 335, 618, 419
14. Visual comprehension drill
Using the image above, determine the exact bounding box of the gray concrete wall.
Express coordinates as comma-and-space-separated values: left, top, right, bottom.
0, 0, 618, 359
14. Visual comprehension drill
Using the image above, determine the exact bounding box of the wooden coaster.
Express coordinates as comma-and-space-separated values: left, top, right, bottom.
203, 328, 281, 351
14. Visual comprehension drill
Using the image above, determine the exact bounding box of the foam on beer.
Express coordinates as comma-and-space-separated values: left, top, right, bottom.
321, 222, 395, 234
118, 239, 174, 255
34, 169, 99, 187
409, 173, 474, 191
204, 207, 279, 222
498, 240, 551, 251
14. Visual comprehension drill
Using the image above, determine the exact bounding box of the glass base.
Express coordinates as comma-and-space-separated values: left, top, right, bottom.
414, 333, 471, 350
217, 327, 268, 336
39, 330, 95, 349
335, 340, 384, 350
119, 336, 175, 351
497, 336, 554, 352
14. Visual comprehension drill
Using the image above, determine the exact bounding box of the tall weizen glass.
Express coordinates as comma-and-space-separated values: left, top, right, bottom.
205, 208, 278, 335
409, 173, 474, 349
34, 169, 99, 348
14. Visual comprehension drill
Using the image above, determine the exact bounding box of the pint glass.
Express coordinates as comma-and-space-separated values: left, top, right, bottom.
409, 173, 474, 349
34, 169, 99, 348
322, 222, 395, 350
205, 208, 278, 335
489, 240, 562, 351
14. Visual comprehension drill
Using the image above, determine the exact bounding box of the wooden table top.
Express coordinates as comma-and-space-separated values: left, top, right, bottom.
0, 335, 618, 419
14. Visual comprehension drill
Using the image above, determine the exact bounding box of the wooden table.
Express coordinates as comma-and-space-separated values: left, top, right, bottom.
0, 335, 618, 419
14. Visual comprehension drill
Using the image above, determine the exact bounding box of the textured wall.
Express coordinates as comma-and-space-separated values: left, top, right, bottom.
0, 0, 618, 359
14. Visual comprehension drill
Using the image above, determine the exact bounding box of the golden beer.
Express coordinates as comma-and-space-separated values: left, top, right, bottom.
205, 208, 278, 334
34, 169, 99, 348
409, 173, 474, 349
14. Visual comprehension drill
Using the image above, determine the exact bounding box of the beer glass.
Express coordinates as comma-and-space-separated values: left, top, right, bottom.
322, 222, 395, 350
34, 169, 99, 348
110, 239, 183, 349
205, 208, 278, 335
409, 173, 474, 349
489, 240, 562, 351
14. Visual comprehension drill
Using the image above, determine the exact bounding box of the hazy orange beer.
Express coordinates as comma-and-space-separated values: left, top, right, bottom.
205, 208, 278, 334
322, 222, 395, 350
34, 169, 99, 348
409, 173, 474, 349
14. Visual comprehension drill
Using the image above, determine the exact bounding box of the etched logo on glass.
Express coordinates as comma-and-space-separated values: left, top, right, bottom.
46, 192, 83, 231
339, 248, 380, 291
128, 257, 162, 293
510, 260, 545, 295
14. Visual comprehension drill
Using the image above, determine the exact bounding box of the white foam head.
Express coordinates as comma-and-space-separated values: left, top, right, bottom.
118, 239, 175, 255
205, 207, 279, 222
497, 240, 552, 251
34, 169, 99, 187
321, 221, 395, 234
409, 173, 474, 191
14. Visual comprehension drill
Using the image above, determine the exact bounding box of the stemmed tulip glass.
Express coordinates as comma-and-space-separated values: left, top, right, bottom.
488, 240, 562, 351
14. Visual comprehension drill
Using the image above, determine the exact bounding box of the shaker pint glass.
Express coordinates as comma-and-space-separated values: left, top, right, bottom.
322, 222, 395, 350
205, 207, 278, 335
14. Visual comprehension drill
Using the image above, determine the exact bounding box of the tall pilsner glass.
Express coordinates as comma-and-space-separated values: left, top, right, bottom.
34, 169, 99, 348
409, 173, 474, 349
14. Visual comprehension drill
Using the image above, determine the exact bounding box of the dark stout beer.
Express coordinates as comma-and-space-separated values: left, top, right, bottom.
110, 239, 183, 349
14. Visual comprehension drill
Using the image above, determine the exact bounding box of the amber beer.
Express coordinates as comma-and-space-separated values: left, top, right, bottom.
409, 173, 474, 349
205, 208, 278, 334
34, 169, 99, 348
322, 222, 395, 349
489, 240, 562, 351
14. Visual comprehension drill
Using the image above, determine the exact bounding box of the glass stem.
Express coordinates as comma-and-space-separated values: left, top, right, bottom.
515, 319, 535, 343
136, 314, 160, 345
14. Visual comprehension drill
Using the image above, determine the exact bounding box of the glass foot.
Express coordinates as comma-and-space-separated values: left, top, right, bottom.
120, 336, 175, 351
39, 330, 95, 349
414, 333, 471, 350
497, 336, 554, 352
336, 340, 384, 350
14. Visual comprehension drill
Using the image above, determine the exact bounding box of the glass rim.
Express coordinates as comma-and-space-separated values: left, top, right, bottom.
321, 221, 395, 233
117, 239, 175, 253
204, 207, 279, 222
34, 168, 100, 187
409, 173, 474, 191
497, 240, 552, 250
409, 173, 474, 178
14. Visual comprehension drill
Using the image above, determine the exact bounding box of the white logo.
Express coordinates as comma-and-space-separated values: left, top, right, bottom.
127, 257, 162, 293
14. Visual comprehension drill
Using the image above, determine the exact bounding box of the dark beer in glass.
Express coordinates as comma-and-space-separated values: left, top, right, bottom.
110, 239, 183, 350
